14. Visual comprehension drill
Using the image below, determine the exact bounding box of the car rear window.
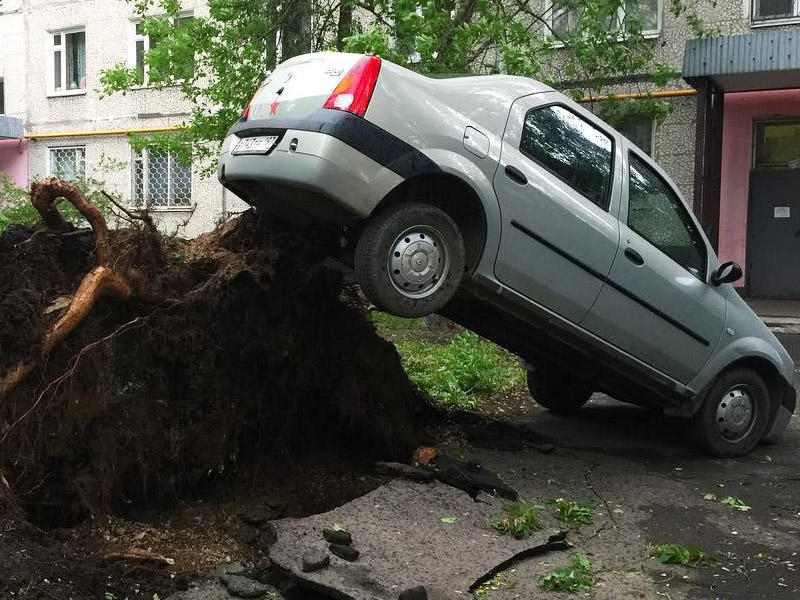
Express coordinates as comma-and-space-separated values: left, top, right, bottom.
520, 105, 613, 210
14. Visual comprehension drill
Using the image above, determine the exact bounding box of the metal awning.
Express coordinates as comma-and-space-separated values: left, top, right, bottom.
0, 115, 24, 140
684, 28, 800, 92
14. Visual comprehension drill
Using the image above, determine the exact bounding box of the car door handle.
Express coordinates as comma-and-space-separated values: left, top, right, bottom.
624, 247, 644, 266
504, 165, 528, 185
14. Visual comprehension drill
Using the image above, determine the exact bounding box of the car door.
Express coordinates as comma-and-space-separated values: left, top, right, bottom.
581, 150, 726, 383
492, 96, 622, 324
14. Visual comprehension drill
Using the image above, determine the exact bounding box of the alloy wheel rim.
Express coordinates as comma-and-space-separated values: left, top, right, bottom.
715, 384, 756, 443
387, 225, 450, 299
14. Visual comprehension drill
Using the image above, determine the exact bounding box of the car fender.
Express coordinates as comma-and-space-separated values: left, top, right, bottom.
689, 334, 795, 414
417, 147, 503, 278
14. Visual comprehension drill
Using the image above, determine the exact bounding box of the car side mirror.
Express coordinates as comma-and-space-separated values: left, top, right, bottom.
711, 261, 743, 286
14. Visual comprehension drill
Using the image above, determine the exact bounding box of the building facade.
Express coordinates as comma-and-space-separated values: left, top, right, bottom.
0, 0, 245, 236
1, 0, 799, 295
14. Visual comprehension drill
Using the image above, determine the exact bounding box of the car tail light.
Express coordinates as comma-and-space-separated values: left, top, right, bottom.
323, 55, 382, 117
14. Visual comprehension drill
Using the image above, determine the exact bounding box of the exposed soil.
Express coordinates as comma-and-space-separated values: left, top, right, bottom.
0, 206, 428, 599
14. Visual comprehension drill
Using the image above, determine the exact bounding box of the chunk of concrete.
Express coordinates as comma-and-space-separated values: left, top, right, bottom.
268, 480, 559, 600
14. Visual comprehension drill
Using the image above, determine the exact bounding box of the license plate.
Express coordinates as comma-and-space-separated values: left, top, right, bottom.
232, 135, 279, 155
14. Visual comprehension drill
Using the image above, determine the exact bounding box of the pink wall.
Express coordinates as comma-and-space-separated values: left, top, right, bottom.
719, 89, 800, 284
0, 139, 28, 188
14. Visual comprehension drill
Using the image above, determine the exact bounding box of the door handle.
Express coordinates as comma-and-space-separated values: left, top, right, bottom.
624, 247, 644, 266
504, 165, 528, 185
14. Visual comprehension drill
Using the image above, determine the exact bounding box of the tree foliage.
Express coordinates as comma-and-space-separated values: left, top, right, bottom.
101, 0, 713, 171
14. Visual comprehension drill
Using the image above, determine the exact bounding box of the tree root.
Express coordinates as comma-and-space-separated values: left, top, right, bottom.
0, 177, 132, 400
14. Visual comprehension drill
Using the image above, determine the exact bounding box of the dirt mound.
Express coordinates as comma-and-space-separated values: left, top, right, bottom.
0, 208, 422, 526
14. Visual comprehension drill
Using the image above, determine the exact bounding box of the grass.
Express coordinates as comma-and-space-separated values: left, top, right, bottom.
491, 500, 544, 538
475, 571, 515, 596
538, 553, 594, 593
648, 543, 717, 566
547, 497, 594, 524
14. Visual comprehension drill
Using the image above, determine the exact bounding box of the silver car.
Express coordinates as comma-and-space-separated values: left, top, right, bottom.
218, 52, 795, 457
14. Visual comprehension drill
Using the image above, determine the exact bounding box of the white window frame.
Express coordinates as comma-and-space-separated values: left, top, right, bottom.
47, 26, 87, 97
128, 12, 193, 88
131, 148, 193, 210
751, 0, 800, 26
548, 0, 663, 46
47, 145, 86, 180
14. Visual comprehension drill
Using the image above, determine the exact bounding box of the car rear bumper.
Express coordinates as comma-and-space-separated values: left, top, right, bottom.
218, 128, 403, 220
218, 109, 441, 222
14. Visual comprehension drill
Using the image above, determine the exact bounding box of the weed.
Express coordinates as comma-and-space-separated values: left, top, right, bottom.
547, 497, 594, 524
648, 543, 717, 566
396, 331, 524, 409
370, 311, 422, 333
475, 571, 515, 596
538, 553, 594, 593
492, 500, 544, 538
721, 496, 751, 511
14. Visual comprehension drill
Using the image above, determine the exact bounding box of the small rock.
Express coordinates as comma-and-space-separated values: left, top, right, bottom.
223, 574, 269, 598
399, 585, 428, 600
329, 543, 359, 562
213, 562, 245, 579
376, 462, 435, 483
302, 549, 330, 572
322, 528, 353, 545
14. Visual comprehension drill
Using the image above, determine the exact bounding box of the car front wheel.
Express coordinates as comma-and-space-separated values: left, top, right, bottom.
526, 365, 592, 414
690, 368, 771, 457
355, 203, 465, 317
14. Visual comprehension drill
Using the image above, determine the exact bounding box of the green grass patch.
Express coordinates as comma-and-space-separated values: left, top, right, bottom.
491, 500, 544, 538
547, 497, 594, 524
648, 543, 717, 566
370, 311, 423, 333
394, 330, 524, 409
538, 553, 594, 594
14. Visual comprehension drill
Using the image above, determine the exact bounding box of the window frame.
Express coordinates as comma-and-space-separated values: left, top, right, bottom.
128, 12, 193, 88
47, 145, 87, 181
751, 0, 800, 25
625, 150, 708, 281
519, 102, 616, 212
548, 0, 664, 45
753, 118, 800, 169
47, 26, 87, 97
131, 147, 193, 210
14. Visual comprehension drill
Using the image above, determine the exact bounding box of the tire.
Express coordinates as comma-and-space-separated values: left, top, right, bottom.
690, 368, 771, 458
526, 365, 592, 414
355, 202, 465, 317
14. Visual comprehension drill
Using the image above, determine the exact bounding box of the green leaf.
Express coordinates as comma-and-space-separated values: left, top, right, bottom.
440, 516, 458, 524
721, 496, 751, 511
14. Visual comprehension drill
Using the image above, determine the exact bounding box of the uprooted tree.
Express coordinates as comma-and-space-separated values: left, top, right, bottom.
0, 179, 423, 523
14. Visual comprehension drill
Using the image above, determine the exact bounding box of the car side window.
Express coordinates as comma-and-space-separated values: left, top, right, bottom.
520, 105, 614, 209
627, 153, 707, 279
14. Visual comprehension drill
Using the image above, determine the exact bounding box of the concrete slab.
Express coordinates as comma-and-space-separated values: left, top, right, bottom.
268, 480, 564, 600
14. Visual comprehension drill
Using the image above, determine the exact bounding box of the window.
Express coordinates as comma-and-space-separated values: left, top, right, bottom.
616, 115, 654, 155
132, 149, 192, 208
48, 146, 86, 181
551, 0, 662, 39
754, 120, 800, 169
520, 104, 614, 209
49, 29, 86, 94
132, 15, 193, 86
753, 0, 799, 21
627, 153, 706, 278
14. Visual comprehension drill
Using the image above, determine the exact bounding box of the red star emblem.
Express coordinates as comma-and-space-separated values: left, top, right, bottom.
269, 100, 279, 116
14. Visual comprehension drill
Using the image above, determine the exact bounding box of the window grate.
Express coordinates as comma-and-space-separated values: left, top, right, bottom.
49, 146, 86, 181
132, 149, 192, 208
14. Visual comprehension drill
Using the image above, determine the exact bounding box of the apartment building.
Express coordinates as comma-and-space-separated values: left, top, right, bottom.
0, 0, 245, 236
1, 0, 799, 295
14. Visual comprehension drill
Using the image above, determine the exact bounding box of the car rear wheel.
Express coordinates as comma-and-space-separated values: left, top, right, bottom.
355, 203, 465, 317
690, 368, 771, 457
526, 365, 592, 414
